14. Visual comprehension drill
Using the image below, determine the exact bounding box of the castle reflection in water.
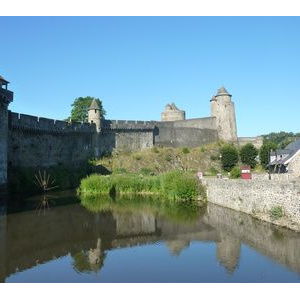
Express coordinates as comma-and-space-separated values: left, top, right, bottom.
1, 193, 300, 282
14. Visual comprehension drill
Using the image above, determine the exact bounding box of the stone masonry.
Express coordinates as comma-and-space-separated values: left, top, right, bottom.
0, 74, 252, 194
0, 76, 13, 196
161, 103, 186, 121
204, 176, 300, 231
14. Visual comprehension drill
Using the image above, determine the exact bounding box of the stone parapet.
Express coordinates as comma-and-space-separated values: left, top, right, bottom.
102, 119, 155, 131
9, 112, 96, 134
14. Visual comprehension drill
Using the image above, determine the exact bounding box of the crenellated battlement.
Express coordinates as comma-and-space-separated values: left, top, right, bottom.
102, 119, 156, 131
9, 112, 97, 134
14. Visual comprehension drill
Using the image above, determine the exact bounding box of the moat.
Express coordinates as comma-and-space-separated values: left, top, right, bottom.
1, 191, 300, 283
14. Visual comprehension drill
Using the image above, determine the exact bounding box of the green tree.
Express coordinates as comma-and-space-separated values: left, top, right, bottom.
68, 96, 106, 122
240, 143, 258, 168
262, 131, 300, 149
259, 141, 277, 168
220, 144, 239, 172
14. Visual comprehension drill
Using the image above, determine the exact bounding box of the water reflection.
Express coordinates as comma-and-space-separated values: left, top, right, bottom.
1, 192, 300, 282
73, 238, 105, 274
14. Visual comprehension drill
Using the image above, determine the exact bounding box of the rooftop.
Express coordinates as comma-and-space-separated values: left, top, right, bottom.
89, 99, 100, 110
164, 102, 181, 111
216, 86, 231, 96
269, 138, 300, 166
0, 75, 9, 84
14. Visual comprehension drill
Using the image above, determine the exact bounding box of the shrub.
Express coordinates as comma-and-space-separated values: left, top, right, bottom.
160, 171, 199, 202
269, 206, 283, 219
182, 147, 190, 154
240, 143, 258, 168
230, 166, 241, 179
220, 144, 239, 172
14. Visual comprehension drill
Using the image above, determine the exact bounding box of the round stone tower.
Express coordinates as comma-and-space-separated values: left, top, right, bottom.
88, 99, 101, 132
210, 86, 237, 142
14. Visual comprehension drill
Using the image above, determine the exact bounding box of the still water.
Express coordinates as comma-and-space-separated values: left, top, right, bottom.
1, 191, 300, 283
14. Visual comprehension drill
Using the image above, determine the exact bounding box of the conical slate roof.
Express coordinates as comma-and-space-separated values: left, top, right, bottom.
170, 103, 179, 110
217, 86, 230, 95
89, 99, 100, 110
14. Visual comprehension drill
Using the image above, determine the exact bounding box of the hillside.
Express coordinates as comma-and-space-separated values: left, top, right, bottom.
96, 142, 224, 176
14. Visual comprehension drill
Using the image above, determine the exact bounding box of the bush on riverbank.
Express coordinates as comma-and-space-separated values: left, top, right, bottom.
78, 171, 205, 203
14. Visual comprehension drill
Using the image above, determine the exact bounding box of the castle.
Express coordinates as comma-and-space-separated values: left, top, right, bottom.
0, 74, 262, 195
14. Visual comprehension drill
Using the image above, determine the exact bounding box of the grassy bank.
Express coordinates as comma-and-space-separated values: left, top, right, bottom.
97, 142, 224, 176
78, 171, 206, 203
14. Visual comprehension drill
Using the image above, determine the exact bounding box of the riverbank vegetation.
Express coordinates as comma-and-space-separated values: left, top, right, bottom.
78, 171, 206, 203
95, 141, 272, 181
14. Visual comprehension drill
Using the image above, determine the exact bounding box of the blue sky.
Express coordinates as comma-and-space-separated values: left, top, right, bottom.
1, 17, 300, 137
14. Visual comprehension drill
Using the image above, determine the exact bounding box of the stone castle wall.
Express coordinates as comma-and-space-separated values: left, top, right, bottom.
7, 112, 220, 170
204, 176, 300, 231
238, 136, 263, 149
0, 103, 9, 190
153, 117, 218, 148
7, 112, 156, 168
8, 112, 97, 168
5, 112, 221, 169
161, 109, 185, 122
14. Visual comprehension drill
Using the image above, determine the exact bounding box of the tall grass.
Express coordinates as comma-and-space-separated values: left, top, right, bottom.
78, 170, 205, 203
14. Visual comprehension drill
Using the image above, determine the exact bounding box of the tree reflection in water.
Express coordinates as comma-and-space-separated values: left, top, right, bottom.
73, 238, 105, 274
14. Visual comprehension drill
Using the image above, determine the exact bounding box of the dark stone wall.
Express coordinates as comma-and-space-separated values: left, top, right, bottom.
0, 102, 9, 193
98, 131, 116, 155
8, 111, 97, 168
6, 112, 219, 170
154, 122, 218, 148
8, 129, 95, 168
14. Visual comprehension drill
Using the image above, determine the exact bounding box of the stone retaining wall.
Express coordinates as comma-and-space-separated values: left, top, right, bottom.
203, 177, 300, 230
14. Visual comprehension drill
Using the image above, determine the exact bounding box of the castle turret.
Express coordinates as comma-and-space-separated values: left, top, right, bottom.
0, 75, 13, 196
88, 99, 101, 133
161, 102, 185, 121
210, 86, 237, 142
